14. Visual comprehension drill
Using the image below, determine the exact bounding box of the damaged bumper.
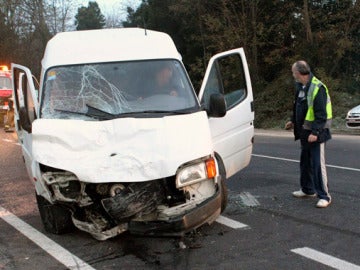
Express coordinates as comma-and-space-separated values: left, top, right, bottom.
40, 170, 222, 240
127, 188, 221, 236
70, 184, 221, 240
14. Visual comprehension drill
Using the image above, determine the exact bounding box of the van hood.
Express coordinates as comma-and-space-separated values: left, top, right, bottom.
32, 111, 213, 183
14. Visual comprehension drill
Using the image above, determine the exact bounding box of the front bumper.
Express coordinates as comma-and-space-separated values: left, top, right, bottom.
128, 187, 222, 236
346, 117, 360, 129
0, 105, 8, 113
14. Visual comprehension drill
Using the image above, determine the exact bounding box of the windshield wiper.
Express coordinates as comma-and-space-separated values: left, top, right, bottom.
86, 104, 116, 120
54, 106, 112, 120
54, 108, 88, 117
130, 110, 186, 114
57, 105, 198, 120
113, 109, 196, 118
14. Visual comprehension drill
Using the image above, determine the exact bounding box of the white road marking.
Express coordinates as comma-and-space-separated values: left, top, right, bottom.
0, 206, 96, 270
291, 247, 360, 270
216, 215, 249, 229
239, 192, 260, 207
1, 138, 20, 146
252, 154, 360, 172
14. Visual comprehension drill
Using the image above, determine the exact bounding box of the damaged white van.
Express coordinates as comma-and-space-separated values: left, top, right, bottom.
11, 28, 254, 240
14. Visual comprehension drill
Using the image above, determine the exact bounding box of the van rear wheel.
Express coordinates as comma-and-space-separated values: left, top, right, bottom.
36, 194, 74, 234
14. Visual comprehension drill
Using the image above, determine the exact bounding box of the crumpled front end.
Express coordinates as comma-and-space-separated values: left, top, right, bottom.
32, 113, 219, 240
40, 157, 221, 240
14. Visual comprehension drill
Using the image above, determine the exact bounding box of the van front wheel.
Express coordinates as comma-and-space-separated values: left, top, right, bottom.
219, 177, 228, 213
36, 194, 74, 234
216, 155, 228, 213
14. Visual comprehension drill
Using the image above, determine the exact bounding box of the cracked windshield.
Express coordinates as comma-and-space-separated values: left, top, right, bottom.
41, 60, 198, 120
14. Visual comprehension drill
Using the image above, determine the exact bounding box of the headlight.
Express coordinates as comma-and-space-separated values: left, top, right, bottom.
176, 157, 217, 188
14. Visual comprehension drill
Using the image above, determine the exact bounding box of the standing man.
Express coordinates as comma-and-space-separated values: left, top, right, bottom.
4, 97, 15, 132
285, 60, 332, 208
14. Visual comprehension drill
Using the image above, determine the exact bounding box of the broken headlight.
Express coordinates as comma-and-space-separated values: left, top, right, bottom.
176, 157, 216, 188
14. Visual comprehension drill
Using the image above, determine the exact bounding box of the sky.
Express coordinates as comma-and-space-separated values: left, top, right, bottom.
77, 0, 142, 17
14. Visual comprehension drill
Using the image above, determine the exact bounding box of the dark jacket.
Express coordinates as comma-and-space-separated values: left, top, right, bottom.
290, 73, 331, 143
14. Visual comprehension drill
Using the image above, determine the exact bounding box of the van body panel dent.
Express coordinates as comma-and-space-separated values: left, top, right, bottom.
32, 111, 212, 183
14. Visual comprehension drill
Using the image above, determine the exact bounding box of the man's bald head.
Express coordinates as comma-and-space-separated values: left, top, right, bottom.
292, 60, 311, 85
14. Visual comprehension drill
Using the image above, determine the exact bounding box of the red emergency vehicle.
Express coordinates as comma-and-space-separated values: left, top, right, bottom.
0, 65, 13, 125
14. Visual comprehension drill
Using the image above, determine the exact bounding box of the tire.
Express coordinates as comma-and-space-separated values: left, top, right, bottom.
216, 155, 228, 213
36, 194, 74, 234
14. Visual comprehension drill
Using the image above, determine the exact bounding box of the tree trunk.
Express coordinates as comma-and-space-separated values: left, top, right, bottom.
303, 0, 313, 44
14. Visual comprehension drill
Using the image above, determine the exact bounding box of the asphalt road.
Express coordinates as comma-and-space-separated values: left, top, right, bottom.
0, 129, 359, 270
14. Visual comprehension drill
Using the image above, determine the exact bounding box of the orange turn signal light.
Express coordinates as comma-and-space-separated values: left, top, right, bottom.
0, 65, 9, 71
206, 158, 217, 179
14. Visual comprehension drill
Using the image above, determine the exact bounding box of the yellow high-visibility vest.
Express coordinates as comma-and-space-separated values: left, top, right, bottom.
303, 76, 332, 130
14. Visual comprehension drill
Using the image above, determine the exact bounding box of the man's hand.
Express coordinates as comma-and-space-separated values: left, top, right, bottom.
308, 134, 318, 143
285, 121, 294, 130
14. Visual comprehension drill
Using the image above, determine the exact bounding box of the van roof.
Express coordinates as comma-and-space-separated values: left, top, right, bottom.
41, 28, 181, 70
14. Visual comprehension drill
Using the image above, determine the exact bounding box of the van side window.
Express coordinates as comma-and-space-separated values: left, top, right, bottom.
217, 54, 247, 109
202, 53, 247, 111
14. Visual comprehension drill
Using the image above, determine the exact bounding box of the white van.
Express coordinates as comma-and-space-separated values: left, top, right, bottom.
11, 28, 254, 240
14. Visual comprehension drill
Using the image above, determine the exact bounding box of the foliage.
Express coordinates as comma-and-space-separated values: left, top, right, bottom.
253, 70, 294, 129
0, 0, 359, 129
74, 1, 105, 30
45, 0, 76, 34
0, 0, 51, 76
122, 0, 360, 129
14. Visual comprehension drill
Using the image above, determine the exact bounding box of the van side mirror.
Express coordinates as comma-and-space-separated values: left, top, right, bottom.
208, 93, 226, 117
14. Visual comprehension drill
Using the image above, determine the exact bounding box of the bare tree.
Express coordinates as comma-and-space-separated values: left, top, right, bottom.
103, 3, 127, 28
45, 0, 75, 34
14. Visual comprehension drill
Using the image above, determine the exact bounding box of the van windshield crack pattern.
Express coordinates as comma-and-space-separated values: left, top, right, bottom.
41, 60, 197, 120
